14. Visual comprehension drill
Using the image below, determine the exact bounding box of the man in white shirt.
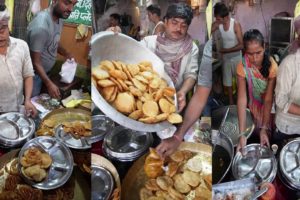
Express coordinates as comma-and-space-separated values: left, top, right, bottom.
141, 3, 199, 112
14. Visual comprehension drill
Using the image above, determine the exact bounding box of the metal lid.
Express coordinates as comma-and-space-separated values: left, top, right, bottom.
280, 138, 300, 190
18, 136, 74, 190
92, 115, 115, 142
92, 165, 114, 200
232, 144, 277, 183
0, 112, 35, 147
103, 126, 153, 161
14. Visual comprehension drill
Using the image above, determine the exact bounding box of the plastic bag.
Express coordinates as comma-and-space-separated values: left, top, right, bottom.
60, 58, 77, 84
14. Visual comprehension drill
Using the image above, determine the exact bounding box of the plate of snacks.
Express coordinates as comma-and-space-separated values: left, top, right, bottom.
0, 149, 89, 199
18, 136, 73, 190
122, 142, 212, 200
91, 32, 181, 133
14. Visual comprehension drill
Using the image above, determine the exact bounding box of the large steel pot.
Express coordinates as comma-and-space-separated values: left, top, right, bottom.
91, 31, 176, 133
212, 131, 234, 184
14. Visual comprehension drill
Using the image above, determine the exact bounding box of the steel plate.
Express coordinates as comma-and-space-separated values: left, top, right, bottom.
92, 165, 114, 200
232, 144, 277, 183
0, 112, 35, 147
91, 115, 115, 142
18, 136, 74, 190
91, 31, 176, 132
280, 138, 300, 190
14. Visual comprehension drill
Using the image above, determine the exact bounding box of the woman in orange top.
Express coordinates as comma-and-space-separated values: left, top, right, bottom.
236, 29, 278, 153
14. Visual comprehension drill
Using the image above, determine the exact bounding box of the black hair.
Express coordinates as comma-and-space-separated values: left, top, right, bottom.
0, 4, 6, 12
165, 3, 193, 25
110, 13, 121, 23
243, 29, 271, 78
213, 2, 229, 18
147, 4, 161, 17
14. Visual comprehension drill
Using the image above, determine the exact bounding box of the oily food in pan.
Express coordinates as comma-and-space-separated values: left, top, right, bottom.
141, 148, 212, 200
92, 60, 182, 124
0, 157, 75, 200
20, 147, 52, 182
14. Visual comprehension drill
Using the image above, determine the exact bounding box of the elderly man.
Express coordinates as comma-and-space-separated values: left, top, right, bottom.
27, 0, 77, 99
146, 4, 165, 35
156, 39, 212, 158
0, 5, 37, 116
141, 3, 199, 112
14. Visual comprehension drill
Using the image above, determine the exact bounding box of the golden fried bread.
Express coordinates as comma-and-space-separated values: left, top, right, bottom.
142, 101, 159, 117
114, 92, 136, 114
173, 174, 191, 194
156, 176, 173, 191
167, 113, 183, 124
182, 170, 201, 187
145, 179, 160, 191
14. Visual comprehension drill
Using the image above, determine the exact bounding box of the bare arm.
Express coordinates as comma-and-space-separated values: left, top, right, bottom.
237, 75, 248, 133
211, 21, 220, 34
57, 43, 72, 59
30, 51, 60, 98
221, 22, 243, 53
287, 104, 300, 115
177, 77, 196, 112
24, 76, 38, 117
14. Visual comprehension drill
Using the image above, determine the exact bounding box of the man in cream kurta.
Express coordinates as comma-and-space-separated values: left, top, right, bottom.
0, 5, 37, 116
141, 3, 199, 112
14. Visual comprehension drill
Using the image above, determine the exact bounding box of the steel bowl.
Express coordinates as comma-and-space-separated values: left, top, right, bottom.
92, 165, 114, 200
91, 31, 176, 133
232, 143, 277, 183
212, 131, 234, 184
211, 105, 255, 146
102, 126, 153, 162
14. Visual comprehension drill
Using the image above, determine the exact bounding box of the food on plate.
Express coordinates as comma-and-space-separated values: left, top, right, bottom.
62, 121, 92, 139
141, 148, 212, 200
92, 60, 182, 124
20, 147, 52, 182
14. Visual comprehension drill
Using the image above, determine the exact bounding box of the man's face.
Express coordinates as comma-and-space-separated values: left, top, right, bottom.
147, 11, 154, 23
53, 0, 77, 19
109, 17, 118, 27
0, 24, 9, 47
215, 15, 226, 25
164, 18, 188, 41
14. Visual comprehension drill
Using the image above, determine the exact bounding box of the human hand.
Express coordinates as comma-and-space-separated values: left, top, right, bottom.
46, 81, 61, 99
156, 135, 182, 159
24, 100, 38, 118
236, 135, 247, 155
177, 91, 186, 112
260, 129, 270, 148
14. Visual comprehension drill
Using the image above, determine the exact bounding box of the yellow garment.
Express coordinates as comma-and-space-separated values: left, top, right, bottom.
65, 99, 91, 108
5, 0, 14, 31
206, 0, 212, 39
295, 0, 300, 18
75, 24, 89, 39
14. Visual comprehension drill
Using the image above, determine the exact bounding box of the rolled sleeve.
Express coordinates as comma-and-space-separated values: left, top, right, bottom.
22, 42, 34, 78
275, 55, 294, 113
183, 43, 199, 81
197, 39, 212, 88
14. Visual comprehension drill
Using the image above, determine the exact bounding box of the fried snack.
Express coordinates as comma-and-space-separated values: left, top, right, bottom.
92, 68, 109, 80
173, 174, 191, 194
182, 170, 201, 187
17, 184, 43, 200
109, 69, 127, 80
114, 92, 136, 114
93, 60, 183, 124
203, 174, 212, 191
22, 165, 47, 182
144, 148, 164, 179
186, 155, 203, 173
156, 176, 173, 191
100, 60, 115, 71
40, 153, 52, 169
145, 179, 160, 191
97, 79, 115, 87
170, 151, 185, 163
128, 110, 143, 120
147, 197, 165, 200
5, 158, 18, 175
4, 175, 21, 191
142, 101, 159, 117
167, 113, 183, 124
195, 185, 211, 200
166, 162, 178, 177
155, 190, 173, 199
139, 187, 154, 200
168, 187, 184, 200
43, 119, 56, 128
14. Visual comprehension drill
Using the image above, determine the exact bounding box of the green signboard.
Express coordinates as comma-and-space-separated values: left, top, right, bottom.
50, 0, 92, 26
65, 0, 92, 26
